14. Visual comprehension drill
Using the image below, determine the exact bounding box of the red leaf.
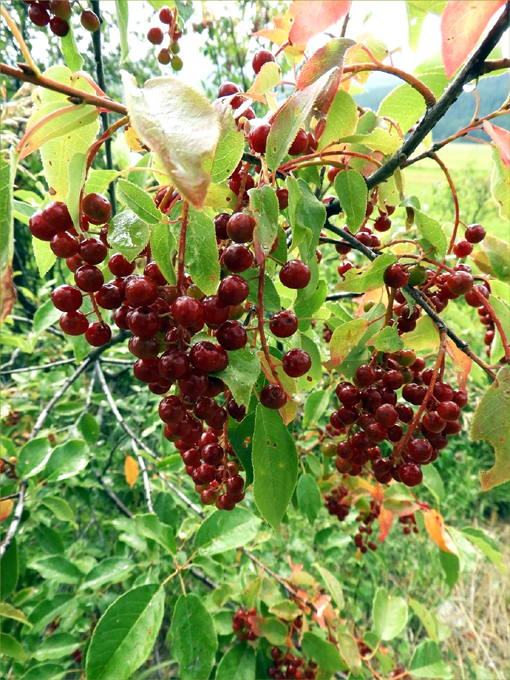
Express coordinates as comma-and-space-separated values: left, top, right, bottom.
446, 339, 472, 392
483, 120, 510, 168
377, 506, 394, 543
288, 1, 351, 47
421, 508, 458, 555
296, 38, 354, 90
440, 1, 506, 79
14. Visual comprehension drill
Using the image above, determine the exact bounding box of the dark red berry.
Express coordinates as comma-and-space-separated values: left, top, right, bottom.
422, 410, 446, 433
217, 275, 250, 305
453, 239, 473, 258
128, 335, 160, 359
29, 4, 50, 26
202, 295, 231, 328
446, 272, 473, 295
276, 188, 289, 210
124, 276, 159, 306
374, 214, 391, 232
282, 349, 311, 377
96, 283, 123, 310
399, 462, 423, 487
80, 9, 100, 32
82, 193, 110, 224
216, 320, 247, 351
50, 232, 79, 258
127, 307, 160, 338
159, 348, 190, 381
223, 244, 254, 273
407, 438, 433, 463
42, 202, 73, 232
227, 399, 246, 421
288, 128, 308, 156
59, 311, 89, 335
227, 213, 256, 244
384, 264, 409, 288
108, 253, 135, 277
85, 321, 111, 347
51, 285, 82, 312
148, 26, 164, 44
79, 237, 107, 265
252, 49, 275, 74
355, 364, 376, 387
269, 310, 298, 338
74, 265, 104, 293
279, 260, 311, 289
159, 396, 186, 424
260, 384, 287, 409
249, 124, 271, 154
49, 15, 69, 36
465, 224, 486, 243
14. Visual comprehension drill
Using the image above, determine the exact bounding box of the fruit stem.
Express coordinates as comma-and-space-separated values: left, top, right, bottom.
176, 201, 189, 295
257, 261, 284, 390
473, 289, 510, 362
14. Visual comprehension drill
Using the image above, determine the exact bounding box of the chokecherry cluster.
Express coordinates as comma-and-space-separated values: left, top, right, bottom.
232, 607, 258, 641
268, 647, 317, 680
24, 0, 100, 36
327, 349, 468, 488
148, 5, 183, 70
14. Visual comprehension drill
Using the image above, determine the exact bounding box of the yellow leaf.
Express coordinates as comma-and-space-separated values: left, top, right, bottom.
125, 455, 139, 490
125, 125, 144, 152
0, 499, 14, 522
422, 508, 458, 555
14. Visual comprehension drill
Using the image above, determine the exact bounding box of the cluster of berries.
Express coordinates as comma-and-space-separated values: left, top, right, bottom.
24, 0, 99, 35
268, 647, 317, 679
232, 607, 258, 641
148, 5, 183, 70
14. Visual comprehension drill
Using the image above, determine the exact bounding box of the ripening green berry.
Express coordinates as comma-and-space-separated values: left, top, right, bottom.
171, 41, 180, 54
171, 56, 183, 71
407, 265, 428, 286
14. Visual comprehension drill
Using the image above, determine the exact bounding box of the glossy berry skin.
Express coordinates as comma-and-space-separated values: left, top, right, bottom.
453, 239, 473, 258
384, 263, 409, 288
433, 382, 454, 402
147, 26, 164, 44
42, 201, 73, 232
79, 237, 107, 265
218, 275, 249, 305
108, 253, 135, 277
269, 310, 298, 338
218, 82, 242, 109
127, 307, 160, 338
128, 335, 160, 359
214, 213, 230, 240
51, 285, 83, 312
407, 438, 433, 463
279, 260, 311, 289
422, 410, 446, 433
216, 320, 247, 350
50, 1, 72, 19
159, 6, 172, 22
81, 9, 100, 32
227, 213, 256, 243
74, 265, 104, 293
249, 124, 271, 154
223, 244, 253, 272
260, 384, 287, 409
50, 232, 79, 258
82, 192, 111, 224
399, 462, 423, 487
336, 384, 360, 406
125, 276, 159, 307
375, 404, 398, 427
29, 3, 50, 26
276, 188, 289, 210
29, 211, 55, 241
59, 311, 89, 336
202, 296, 230, 328
49, 16, 69, 36
437, 401, 461, 422
190, 341, 225, 373
355, 364, 376, 387
85, 322, 111, 347
288, 128, 308, 156
465, 223, 486, 243
374, 214, 391, 232
159, 396, 186, 424
159, 349, 189, 381
252, 49, 275, 74
95, 283, 123, 310
144, 261, 167, 286
465, 284, 489, 307
227, 399, 246, 421
282, 349, 311, 377
446, 271, 473, 295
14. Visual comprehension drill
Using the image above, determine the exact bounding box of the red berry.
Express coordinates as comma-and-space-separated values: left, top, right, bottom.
178, 368, 209, 400
85, 321, 111, 347
148, 26, 164, 44
249, 124, 271, 154
336, 384, 360, 406
51, 285, 83, 312
218, 82, 243, 108
144, 261, 167, 285
437, 401, 461, 422
96, 283, 123, 310
269, 310, 298, 338
276, 188, 289, 210
433, 382, 454, 402
422, 410, 446, 433
288, 128, 308, 156
29, 210, 55, 241
227, 213, 256, 243
159, 396, 186, 424
227, 399, 246, 421
252, 49, 275, 74
407, 438, 433, 463
50, 232, 79, 258
375, 404, 398, 427
279, 260, 311, 289
216, 320, 247, 351
446, 271, 473, 295
399, 462, 423, 487
29, 4, 50, 26
42, 201, 73, 232
49, 1, 71, 19
79, 237, 107, 265
218, 275, 250, 305
384, 264, 409, 288
82, 193, 111, 224
282, 349, 311, 377
465, 223, 486, 243
214, 213, 230, 240
453, 239, 473, 258
159, 6, 172, 23
80, 9, 100, 32
260, 384, 287, 409
223, 244, 254, 273
74, 265, 104, 293
127, 307, 160, 337
452, 390, 468, 408
128, 336, 160, 359
202, 295, 231, 328
374, 215, 391, 232
125, 276, 159, 306
59, 311, 89, 335
216, 493, 236, 511
465, 284, 489, 307
355, 364, 376, 387
49, 16, 69, 36
190, 341, 224, 373
108, 253, 135, 277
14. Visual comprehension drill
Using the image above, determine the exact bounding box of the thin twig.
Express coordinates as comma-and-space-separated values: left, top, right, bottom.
132, 441, 155, 514
92, 469, 133, 518
1, 358, 75, 375
0, 480, 28, 559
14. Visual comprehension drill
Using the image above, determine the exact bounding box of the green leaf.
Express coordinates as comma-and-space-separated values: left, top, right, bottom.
216, 643, 256, 680
489, 294, 510, 363
268, 600, 301, 621
250, 185, 279, 263
67, 332, 90, 363
461, 527, 507, 575
1, 537, 18, 600
301, 632, 346, 673
16, 437, 51, 479
402, 315, 441, 351
32, 238, 56, 277
66, 152, 87, 232
295, 280, 327, 332
134, 513, 176, 554
373, 587, 408, 640
409, 598, 440, 644
244, 271, 281, 313
115, 0, 129, 63
80, 558, 134, 590
85, 169, 118, 195
194, 507, 262, 556
169, 593, 218, 680
41, 496, 76, 525
108, 210, 150, 262
330, 319, 369, 365
228, 411, 255, 486
247, 61, 282, 97
31, 556, 83, 585
491, 145, 510, 220
297, 333, 323, 390
368, 324, 404, 353
252, 405, 298, 532
319, 90, 358, 150
21, 664, 65, 680
31, 66, 99, 201
409, 640, 452, 679
334, 169, 367, 232
78, 412, 99, 446
439, 550, 460, 589
37, 525, 65, 554
60, 25, 83, 72
482, 234, 510, 283
1, 633, 27, 662
340, 128, 402, 154
336, 252, 397, 293
337, 632, 361, 675
314, 564, 344, 611
266, 73, 334, 171
206, 99, 244, 184
117, 179, 161, 224
1, 148, 17, 301
86, 585, 165, 680
257, 618, 288, 646
296, 38, 355, 89
471, 367, 510, 491
185, 207, 221, 295
297, 473, 321, 524
0, 602, 32, 628
44, 439, 89, 482
122, 71, 220, 209
35, 633, 80, 661
413, 207, 447, 260
150, 221, 177, 285
287, 177, 326, 263
33, 298, 61, 335
214, 349, 261, 409
28, 595, 73, 633
421, 464, 445, 505
302, 389, 330, 429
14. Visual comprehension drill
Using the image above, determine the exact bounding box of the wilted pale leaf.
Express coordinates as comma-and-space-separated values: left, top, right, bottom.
125, 455, 139, 490
421, 508, 458, 555
122, 71, 220, 209
0, 499, 14, 522
289, 1, 351, 47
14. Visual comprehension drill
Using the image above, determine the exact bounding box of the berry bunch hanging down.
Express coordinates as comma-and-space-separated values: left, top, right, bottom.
24, 0, 100, 35
148, 5, 183, 70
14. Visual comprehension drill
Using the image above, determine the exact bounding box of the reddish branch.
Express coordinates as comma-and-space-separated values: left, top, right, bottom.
176, 201, 190, 295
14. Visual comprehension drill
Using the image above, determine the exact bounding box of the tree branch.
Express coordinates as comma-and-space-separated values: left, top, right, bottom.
132, 441, 155, 514
0, 480, 28, 559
